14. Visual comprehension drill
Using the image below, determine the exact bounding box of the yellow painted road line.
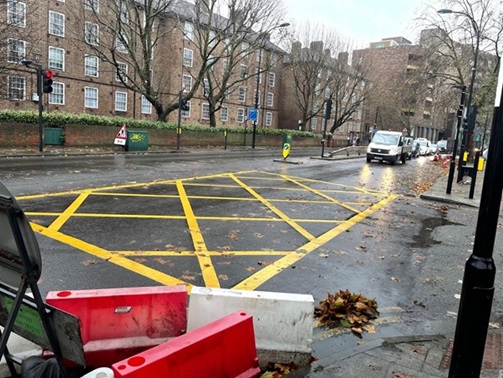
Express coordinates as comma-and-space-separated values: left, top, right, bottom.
230, 174, 315, 241
49, 191, 90, 231
117, 250, 291, 257
233, 194, 398, 291
90, 192, 180, 199
31, 223, 190, 289
282, 175, 361, 214
176, 180, 219, 288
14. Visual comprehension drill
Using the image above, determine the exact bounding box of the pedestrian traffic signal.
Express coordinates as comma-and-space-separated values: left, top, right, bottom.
180, 99, 190, 111
42, 70, 54, 93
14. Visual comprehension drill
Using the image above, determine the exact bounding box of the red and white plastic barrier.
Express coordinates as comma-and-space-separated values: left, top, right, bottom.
111, 310, 261, 378
46, 285, 187, 368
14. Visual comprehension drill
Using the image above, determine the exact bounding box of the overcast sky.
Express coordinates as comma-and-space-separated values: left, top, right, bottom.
285, 0, 428, 47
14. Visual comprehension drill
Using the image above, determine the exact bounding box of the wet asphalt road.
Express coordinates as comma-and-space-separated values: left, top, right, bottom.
2, 149, 502, 340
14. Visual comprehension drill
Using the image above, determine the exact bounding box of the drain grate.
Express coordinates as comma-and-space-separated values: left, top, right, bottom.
440, 334, 503, 370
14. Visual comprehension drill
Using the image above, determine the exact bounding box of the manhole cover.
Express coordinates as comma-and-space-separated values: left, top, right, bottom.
440, 334, 503, 369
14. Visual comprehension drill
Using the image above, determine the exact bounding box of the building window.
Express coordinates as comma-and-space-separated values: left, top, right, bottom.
49, 11, 65, 37
240, 64, 247, 79
238, 86, 246, 102
119, 2, 128, 23
141, 95, 152, 114
49, 47, 65, 70
84, 0, 99, 11
7, 1, 26, 27
182, 75, 192, 92
84, 87, 98, 108
184, 22, 194, 40
116, 32, 128, 52
268, 72, 275, 87
181, 101, 190, 117
183, 48, 193, 67
115, 62, 128, 82
266, 92, 273, 107
49, 82, 64, 105
237, 108, 245, 123
256, 48, 263, 62
202, 103, 210, 120
8, 76, 25, 100
220, 106, 228, 121
265, 112, 272, 126
311, 117, 318, 130
84, 55, 99, 76
202, 79, 210, 96
7, 39, 25, 63
85, 22, 99, 45
115, 91, 127, 111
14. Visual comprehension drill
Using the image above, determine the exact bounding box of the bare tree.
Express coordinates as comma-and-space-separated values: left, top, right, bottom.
193, 0, 287, 127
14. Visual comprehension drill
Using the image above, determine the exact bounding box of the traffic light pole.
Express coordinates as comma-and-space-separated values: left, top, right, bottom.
36, 66, 44, 152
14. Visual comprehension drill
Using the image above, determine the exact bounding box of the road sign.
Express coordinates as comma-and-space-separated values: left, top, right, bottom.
248, 108, 257, 122
114, 124, 127, 146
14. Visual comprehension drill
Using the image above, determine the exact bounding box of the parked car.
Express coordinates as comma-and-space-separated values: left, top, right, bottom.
404, 137, 414, 159
430, 144, 439, 155
436, 140, 448, 153
415, 138, 432, 156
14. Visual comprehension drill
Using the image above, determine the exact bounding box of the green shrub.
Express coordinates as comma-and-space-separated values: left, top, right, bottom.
0, 110, 316, 138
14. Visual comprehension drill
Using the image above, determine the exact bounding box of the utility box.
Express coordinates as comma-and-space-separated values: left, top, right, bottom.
126, 130, 149, 151
44, 127, 64, 145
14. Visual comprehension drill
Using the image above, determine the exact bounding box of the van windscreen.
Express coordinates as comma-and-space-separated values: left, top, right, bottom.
372, 134, 398, 145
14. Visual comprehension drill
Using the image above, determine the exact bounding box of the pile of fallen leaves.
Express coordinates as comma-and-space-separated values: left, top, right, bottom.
260, 362, 299, 378
314, 289, 379, 337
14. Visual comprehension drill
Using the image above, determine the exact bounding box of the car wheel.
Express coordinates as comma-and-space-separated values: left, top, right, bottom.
366, 157, 372, 163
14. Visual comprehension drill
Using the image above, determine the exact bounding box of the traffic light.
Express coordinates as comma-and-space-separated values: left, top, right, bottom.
42, 70, 54, 93
325, 99, 332, 120
180, 99, 190, 111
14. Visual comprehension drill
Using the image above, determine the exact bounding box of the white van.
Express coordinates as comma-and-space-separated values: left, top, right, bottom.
366, 131, 410, 165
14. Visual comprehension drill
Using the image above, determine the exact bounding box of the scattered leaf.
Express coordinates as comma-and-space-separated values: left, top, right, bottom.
318, 253, 329, 258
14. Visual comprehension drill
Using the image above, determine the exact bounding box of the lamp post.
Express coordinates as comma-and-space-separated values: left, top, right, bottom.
21, 60, 44, 152
446, 85, 466, 194
251, 22, 289, 148
438, 8, 481, 180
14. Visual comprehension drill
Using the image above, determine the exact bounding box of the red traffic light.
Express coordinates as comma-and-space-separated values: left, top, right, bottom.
44, 70, 54, 79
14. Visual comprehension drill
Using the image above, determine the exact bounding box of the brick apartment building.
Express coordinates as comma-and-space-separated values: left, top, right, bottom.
0, 0, 287, 130
353, 36, 446, 142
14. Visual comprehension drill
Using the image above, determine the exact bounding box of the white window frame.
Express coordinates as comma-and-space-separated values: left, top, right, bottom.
202, 79, 210, 96
85, 22, 99, 45
141, 95, 152, 114
116, 32, 128, 52
265, 112, 272, 127
84, 86, 98, 108
181, 101, 190, 118
49, 11, 65, 37
266, 92, 274, 107
202, 103, 210, 120
7, 1, 26, 27
84, 0, 99, 12
220, 106, 228, 121
7, 39, 25, 63
49, 82, 65, 105
84, 55, 99, 77
311, 117, 318, 130
115, 91, 127, 112
237, 108, 245, 123
183, 48, 193, 67
238, 86, 246, 102
8, 76, 25, 100
240, 64, 247, 79
48, 47, 65, 71
184, 22, 194, 40
115, 62, 128, 83
268, 72, 275, 87
182, 75, 192, 92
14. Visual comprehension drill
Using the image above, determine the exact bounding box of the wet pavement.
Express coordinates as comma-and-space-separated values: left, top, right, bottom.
1, 147, 502, 377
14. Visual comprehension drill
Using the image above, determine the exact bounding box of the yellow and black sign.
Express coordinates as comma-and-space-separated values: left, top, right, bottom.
282, 133, 292, 159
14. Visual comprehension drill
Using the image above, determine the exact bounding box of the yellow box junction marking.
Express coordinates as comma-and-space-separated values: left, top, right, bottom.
19, 171, 397, 290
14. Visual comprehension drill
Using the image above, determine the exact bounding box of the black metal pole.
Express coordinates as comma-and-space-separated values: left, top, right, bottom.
251, 46, 262, 149
36, 67, 43, 152
469, 150, 480, 199
447, 86, 466, 194
321, 99, 332, 158
448, 62, 503, 377
177, 90, 182, 150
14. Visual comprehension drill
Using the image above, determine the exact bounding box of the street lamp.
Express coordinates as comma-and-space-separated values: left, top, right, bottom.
438, 8, 481, 180
21, 59, 44, 152
251, 22, 290, 149
446, 85, 466, 194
